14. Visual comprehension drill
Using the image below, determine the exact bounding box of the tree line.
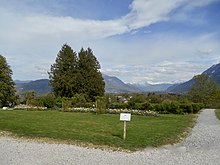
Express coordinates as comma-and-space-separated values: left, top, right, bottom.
0, 44, 105, 107
1, 43, 220, 112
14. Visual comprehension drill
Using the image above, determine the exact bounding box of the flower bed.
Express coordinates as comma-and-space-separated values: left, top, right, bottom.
63, 107, 159, 116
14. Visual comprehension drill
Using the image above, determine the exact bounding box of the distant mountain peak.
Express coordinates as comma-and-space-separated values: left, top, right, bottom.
103, 74, 141, 93
167, 62, 220, 93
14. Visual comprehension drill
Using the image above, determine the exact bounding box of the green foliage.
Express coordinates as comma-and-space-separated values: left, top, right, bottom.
48, 44, 105, 101
149, 102, 203, 114
215, 109, 220, 120
192, 103, 204, 113
180, 103, 193, 114
49, 44, 79, 98
188, 74, 220, 107
0, 55, 17, 107
78, 48, 105, 101
21, 92, 56, 110
62, 98, 74, 111
95, 96, 106, 114
133, 103, 143, 110
141, 101, 151, 110
36, 92, 56, 108
107, 102, 127, 109
21, 90, 37, 105
105, 93, 203, 114
28, 98, 44, 108
55, 97, 63, 108
147, 93, 162, 103
71, 93, 86, 107
130, 94, 147, 103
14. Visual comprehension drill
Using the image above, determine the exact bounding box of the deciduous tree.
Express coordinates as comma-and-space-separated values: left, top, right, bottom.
188, 74, 220, 106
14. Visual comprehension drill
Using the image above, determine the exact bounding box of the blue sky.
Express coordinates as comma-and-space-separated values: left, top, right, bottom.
1, 0, 220, 84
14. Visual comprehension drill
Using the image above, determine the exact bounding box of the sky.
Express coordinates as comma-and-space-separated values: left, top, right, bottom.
1, 0, 220, 84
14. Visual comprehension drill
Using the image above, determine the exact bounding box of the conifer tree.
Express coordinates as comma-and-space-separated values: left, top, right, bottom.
49, 44, 105, 101
0, 55, 17, 107
78, 48, 105, 101
48, 44, 79, 97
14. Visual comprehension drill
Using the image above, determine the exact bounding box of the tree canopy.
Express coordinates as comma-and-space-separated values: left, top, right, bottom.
48, 44, 79, 98
48, 44, 105, 101
78, 48, 105, 101
0, 55, 17, 107
188, 74, 220, 106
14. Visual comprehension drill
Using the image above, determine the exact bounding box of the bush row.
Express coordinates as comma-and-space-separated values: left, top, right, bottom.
107, 101, 204, 114
150, 102, 204, 114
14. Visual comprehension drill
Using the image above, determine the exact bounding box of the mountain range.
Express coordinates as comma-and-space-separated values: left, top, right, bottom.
15, 79, 52, 95
167, 63, 220, 93
15, 63, 220, 95
15, 75, 173, 95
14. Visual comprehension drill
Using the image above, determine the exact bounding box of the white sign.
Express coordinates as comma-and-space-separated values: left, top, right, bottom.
120, 113, 131, 121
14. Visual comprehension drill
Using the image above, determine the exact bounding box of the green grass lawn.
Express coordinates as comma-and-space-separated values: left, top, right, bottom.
215, 109, 220, 120
0, 110, 196, 150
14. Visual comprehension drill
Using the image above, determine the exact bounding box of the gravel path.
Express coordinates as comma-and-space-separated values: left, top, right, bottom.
0, 109, 220, 165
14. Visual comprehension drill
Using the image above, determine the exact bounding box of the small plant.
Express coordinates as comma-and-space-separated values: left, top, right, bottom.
95, 96, 106, 114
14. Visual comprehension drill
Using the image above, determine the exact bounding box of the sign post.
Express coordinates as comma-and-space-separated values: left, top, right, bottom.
123, 121, 126, 140
120, 113, 131, 140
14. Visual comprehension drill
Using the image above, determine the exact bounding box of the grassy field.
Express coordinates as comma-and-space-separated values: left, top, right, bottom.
215, 109, 220, 120
0, 110, 196, 150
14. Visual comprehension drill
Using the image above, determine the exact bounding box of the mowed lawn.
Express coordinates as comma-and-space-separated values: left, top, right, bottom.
0, 110, 196, 150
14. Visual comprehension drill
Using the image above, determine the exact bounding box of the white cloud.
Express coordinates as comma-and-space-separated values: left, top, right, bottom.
183, 0, 219, 9
197, 48, 213, 55
99, 32, 220, 84
101, 61, 207, 84
171, 0, 219, 24
0, 0, 219, 83
124, 0, 184, 29
0, 0, 186, 42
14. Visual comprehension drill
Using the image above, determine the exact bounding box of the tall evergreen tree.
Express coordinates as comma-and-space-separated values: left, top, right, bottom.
48, 44, 79, 97
49, 44, 105, 100
78, 48, 105, 101
0, 55, 17, 107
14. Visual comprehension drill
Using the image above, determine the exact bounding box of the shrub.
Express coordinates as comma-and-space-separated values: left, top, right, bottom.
72, 94, 86, 107
84, 102, 95, 108
168, 101, 181, 114
192, 103, 204, 113
180, 103, 193, 114
39, 93, 56, 108
107, 103, 127, 109
141, 102, 151, 110
134, 103, 142, 110
95, 96, 106, 114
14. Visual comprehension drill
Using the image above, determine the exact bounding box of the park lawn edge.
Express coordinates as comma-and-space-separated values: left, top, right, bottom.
0, 130, 139, 152
215, 109, 220, 120
0, 110, 198, 152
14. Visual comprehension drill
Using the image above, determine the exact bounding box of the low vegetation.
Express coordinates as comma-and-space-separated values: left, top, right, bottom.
0, 110, 196, 151
215, 109, 220, 120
